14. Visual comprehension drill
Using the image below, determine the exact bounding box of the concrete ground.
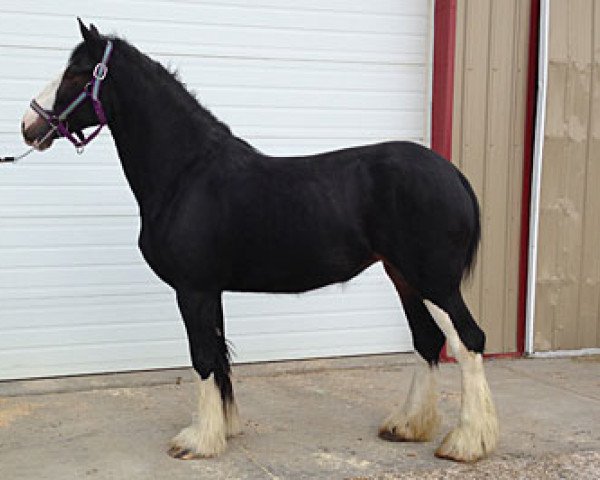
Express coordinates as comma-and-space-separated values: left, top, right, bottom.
0, 354, 599, 479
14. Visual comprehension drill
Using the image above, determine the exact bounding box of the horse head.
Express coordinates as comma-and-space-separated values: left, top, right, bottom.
22, 19, 111, 151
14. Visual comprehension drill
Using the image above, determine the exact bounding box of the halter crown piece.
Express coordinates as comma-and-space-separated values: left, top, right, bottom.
30, 40, 114, 151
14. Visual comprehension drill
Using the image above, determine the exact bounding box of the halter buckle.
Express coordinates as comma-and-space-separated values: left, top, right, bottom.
93, 62, 108, 80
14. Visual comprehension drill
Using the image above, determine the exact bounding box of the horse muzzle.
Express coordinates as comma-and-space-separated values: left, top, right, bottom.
22, 118, 57, 151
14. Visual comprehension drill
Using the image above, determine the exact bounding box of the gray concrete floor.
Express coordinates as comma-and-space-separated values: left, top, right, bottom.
0, 354, 599, 479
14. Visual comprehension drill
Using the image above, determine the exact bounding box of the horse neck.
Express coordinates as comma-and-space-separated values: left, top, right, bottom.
105, 47, 234, 217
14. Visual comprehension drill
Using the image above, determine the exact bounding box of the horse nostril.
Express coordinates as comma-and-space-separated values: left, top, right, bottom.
22, 123, 36, 144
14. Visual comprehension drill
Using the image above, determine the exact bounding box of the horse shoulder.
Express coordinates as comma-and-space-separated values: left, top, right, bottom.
137, 170, 228, 289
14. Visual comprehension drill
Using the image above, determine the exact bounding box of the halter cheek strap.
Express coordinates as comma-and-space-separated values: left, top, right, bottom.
30, 40, 113, 151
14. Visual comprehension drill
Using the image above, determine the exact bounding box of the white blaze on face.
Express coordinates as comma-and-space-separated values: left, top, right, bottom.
22, 74, 62, 131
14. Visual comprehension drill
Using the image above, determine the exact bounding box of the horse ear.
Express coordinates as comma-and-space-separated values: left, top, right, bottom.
77, 18, 103, 56
78, 17, 91, 42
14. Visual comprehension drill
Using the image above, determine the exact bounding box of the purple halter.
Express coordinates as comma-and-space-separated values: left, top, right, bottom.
30, 40, 113, 151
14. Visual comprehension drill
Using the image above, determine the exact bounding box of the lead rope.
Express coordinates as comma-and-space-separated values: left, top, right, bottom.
0, 125, 59, 163
0, 147, 34, 163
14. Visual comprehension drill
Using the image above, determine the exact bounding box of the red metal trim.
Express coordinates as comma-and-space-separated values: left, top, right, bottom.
516, 0, 540, 355
431, 0, 457, 361
441, 351, 522, 364
431, 0, 457, 161
484, 352, 522, 360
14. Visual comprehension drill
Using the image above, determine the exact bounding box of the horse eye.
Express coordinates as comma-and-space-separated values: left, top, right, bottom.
64, 68, 88, 83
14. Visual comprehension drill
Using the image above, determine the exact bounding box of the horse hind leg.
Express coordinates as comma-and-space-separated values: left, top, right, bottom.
423, 292, 499, 462
378, 357, 441, 443
378, 263, 444, 443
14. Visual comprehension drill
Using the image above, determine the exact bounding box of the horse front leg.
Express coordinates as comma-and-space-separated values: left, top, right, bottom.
168, 290, 241, 460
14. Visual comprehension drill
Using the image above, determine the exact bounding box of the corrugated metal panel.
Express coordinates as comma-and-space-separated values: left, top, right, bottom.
535, 0, 600, 351
452, 0, 530, 353
0, 1, 431, 379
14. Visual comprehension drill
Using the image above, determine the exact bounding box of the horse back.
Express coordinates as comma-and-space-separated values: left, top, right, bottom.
143, 140, 474, 293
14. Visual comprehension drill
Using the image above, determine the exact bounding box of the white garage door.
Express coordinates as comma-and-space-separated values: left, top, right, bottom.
0, 1, 431, 380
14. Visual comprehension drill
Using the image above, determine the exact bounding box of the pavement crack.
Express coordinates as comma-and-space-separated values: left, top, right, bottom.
240, 443, 281, 480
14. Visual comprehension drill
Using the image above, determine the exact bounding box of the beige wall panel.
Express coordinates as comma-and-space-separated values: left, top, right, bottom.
480, 0, 517, 353
503, 0, 531, 351
452, 0, 483, 322
585, 3, 600, 347
452, 0, 529, 353
578, 48, 600, 348
536, 4, 570, 350
574, 0, 599, 348
535, 0, 599, 351
505, 0, 530, 352
452, 0, 465, 172
452, 0, 484, 327
455, 0, 492, 325
556, 0, 592, 349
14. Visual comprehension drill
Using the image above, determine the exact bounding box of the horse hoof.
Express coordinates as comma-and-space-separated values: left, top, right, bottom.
168, 446, 199, 460
379, 408, 440, 443
378, 422, 436, 443
378, 426, 412, 442
434, 422, 498, 463
168, 423, 227, 460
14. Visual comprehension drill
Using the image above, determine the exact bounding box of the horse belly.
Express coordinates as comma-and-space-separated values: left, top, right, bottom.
228, 232, 374, 293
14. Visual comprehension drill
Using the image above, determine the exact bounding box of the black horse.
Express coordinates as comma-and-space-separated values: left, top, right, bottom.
21, 21, 498, 462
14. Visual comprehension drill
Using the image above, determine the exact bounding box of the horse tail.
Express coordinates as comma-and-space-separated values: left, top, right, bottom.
458, 171, 481, 281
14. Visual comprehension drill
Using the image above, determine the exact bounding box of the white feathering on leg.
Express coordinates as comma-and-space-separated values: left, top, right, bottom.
169, 373, 227, 458
379, 356, 441, 442
423, 300, 499, 462
224, 397, 242, 437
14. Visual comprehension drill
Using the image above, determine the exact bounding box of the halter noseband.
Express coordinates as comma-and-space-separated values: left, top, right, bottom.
30, 40, 113, 151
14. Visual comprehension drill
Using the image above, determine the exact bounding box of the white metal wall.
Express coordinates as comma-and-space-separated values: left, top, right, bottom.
0, 0, 431, 380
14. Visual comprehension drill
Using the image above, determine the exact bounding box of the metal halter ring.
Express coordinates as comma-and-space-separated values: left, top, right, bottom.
93, 62, 108, 80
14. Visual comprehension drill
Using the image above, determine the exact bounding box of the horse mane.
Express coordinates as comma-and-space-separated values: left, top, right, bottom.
117, 37, 234, 134
70, 35, 258, 154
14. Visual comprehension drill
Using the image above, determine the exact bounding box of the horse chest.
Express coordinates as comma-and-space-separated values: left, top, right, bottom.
137, 225, 176, 285
137, 218, 219, 290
